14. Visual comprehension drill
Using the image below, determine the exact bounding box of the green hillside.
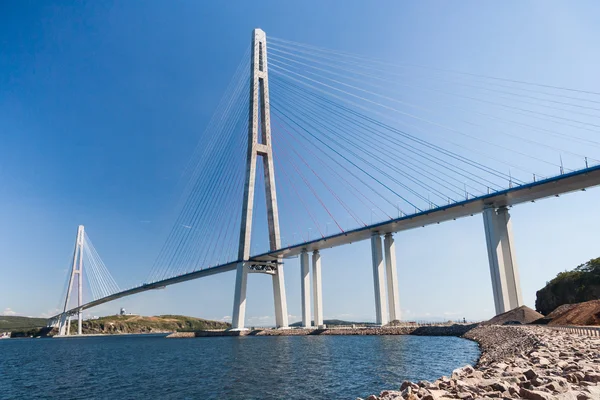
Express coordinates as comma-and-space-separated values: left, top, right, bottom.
536, 257, 600, 315
0, 316, 48, 332
74, 314, 230, 334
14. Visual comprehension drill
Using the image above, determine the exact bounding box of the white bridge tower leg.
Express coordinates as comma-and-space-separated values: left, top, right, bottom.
483, 206, 523, 315
384, 233, 401, 322
300, 251, 311, 328
312, 250, 323, 327
371, 233, 388, 325
232, 28, 288, 330
58, 314, 67, 335
59, 225, 85, 336
231, 263, 249, 329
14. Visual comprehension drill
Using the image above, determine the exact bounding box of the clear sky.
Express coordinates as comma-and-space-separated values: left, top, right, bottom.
2, 1, 600, 325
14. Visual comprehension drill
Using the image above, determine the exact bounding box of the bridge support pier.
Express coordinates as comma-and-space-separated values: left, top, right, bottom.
371, 234, 389, 325
232, 262, 249, 330
300, 251, 311, 328
272, 265, 289, 329
58, 314, 68, 335
312, 250, 323, 328
483, 206, 523, 315
384, 233, 401, 322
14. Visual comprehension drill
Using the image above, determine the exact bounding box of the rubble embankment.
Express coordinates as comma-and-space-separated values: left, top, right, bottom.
366, 325, 600, 400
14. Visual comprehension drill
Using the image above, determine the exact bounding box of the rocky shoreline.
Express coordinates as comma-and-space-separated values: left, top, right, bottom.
366, 325, 600, 400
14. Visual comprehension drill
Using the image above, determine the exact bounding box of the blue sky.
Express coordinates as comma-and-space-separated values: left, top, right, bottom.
1, 1, 600, 324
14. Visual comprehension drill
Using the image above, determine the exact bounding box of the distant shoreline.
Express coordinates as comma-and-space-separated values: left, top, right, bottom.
166, 323, 477, 338
53, 332, 172, 338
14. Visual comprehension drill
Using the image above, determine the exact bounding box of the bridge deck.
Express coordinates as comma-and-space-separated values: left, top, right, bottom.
54, 165, 600, 319
252, 164, 600, 261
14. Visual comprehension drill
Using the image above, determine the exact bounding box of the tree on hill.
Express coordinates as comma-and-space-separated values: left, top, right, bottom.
535, 257, 600, 315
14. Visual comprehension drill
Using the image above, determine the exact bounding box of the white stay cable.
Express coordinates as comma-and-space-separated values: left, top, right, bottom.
83, 233, 121, 298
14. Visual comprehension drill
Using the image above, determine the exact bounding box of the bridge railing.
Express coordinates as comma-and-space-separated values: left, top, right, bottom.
550, 325, 600, 337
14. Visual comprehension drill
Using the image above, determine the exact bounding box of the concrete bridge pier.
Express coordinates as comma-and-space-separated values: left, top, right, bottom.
483, 206, 523, 315
300, 249, 323, 328
371, 233, 389, 325
384, 233, 401, 322
231, 262, 249, 330
312, 250, 323, 328
58, 313, 68, 335
300, 251, 311, 328
272, 264, 289, 329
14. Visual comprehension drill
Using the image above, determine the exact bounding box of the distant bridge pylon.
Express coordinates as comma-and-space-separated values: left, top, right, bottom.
53, 225, 121, 335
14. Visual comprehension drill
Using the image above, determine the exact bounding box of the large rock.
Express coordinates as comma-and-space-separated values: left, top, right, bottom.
520, 387, 554, 400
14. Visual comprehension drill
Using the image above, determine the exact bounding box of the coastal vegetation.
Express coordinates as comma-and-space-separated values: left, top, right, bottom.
535, 257, 600, 315
0, 316, 48, 332
72, 314, 230, 335
1, 314, 230, 337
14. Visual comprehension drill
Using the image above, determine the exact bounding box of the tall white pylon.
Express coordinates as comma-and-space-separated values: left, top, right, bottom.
232, 28, 288, 330
58, 225, 85, 336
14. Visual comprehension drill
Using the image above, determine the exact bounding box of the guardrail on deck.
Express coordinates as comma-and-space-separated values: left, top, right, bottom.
550, 325, 600, 337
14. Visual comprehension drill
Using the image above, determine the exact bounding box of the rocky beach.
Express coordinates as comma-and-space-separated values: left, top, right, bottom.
365, 325, 600, 400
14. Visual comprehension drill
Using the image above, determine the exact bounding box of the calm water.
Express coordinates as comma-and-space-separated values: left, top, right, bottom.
0, 334, 479, 399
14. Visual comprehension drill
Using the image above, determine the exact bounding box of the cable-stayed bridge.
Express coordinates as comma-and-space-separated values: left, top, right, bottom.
50, 29, 600, 334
